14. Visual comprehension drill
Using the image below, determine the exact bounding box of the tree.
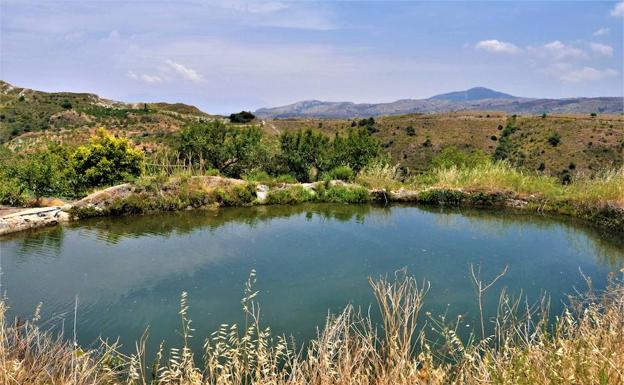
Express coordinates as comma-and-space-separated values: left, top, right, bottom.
229, 111, 256, 123
279, 129, 331, 182
176, 121, 264, 177
71, 128, 144, 189
14, 145, 72, 201
332, 128, 383, 172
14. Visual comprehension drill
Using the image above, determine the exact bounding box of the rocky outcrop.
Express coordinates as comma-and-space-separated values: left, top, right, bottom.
0, 206, 71, 235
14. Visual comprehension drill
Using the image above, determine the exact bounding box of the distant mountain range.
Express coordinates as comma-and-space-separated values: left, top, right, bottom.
255, 87, 624, 119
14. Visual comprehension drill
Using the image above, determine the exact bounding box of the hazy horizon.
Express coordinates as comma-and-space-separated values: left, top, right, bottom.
1, 0, 623, 114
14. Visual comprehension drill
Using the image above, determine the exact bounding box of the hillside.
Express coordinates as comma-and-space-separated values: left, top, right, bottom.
2, 82, 623, 178
268, 112, 624, 176
255, 87, 624, 119
0, 80, 215, 146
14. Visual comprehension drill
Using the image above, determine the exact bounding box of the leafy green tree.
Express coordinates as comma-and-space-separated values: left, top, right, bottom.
279, 129, 331, 182
229, 111, 256, 123
10, 145, 73, 201
332, 128, 383, 172
176, 121, 264, 178
71, 128, 144, 189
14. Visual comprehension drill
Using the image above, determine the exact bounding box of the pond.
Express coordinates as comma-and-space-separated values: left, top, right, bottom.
1, 204, 623, 356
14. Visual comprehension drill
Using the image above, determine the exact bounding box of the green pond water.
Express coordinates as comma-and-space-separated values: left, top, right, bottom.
1, 204, 623, 356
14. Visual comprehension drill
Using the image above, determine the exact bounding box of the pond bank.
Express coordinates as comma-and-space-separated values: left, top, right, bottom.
1, 175, 623, 235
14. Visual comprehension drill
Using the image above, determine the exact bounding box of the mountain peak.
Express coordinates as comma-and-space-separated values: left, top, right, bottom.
429, 87, 516, 101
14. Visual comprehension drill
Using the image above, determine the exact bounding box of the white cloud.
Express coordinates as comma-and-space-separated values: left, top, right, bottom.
559, 67, 618, 83
539, 41, 587, 60
590, 42, 613, 57
475, 39, 520, 54
610, 1, 624, 17
165, 60, 201, 82
593, 27, 609, 36
127, 71, 162, 83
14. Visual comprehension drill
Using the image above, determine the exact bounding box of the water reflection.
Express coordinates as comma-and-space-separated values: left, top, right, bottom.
1, 203, 622, 357
70, 204, 390, 244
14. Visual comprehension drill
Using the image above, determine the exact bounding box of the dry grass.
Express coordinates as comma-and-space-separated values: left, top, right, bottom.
2, 270, 623, 385
389, 161, 624, 208
0, 302, 121, 385
411, 162, 565, 198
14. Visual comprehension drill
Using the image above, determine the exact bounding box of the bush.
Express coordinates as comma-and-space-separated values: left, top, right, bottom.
243, 170, 272, 183
548, 132, 561, 147
0, 178, 26, 205
265, 185, 315, 205
273, 174, 297, 184
318, 185, 370, 203
71, 128, 144, 190
405, 126, 416, 136
212, 183, 256, 206
325, 166, 354, 182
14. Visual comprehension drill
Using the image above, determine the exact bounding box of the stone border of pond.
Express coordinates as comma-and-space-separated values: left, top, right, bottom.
1, 175, 623, 235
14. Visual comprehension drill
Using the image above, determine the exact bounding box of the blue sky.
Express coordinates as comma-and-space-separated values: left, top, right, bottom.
1, 1, 623, 113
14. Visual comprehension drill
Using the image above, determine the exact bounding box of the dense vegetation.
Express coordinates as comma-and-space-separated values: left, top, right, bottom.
0, 121, 384, 204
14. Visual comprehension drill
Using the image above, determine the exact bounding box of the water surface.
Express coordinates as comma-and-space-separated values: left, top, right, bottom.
1, 204, 623, 355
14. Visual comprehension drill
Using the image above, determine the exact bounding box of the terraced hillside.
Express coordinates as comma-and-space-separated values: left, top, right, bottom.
0, 80, 216, 151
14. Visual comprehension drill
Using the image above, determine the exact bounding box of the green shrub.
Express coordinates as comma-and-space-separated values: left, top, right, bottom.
71, 128, 144, 190
213, 183, 256, 206
548, 132, 561, 147
273, 174, 297, 184
0, 178, 26, 205
243, 170, 271, 182
265, 186, 315, 205
319, 185, 370, 203
418, 189, 464, 206
325, 166, 354, 182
